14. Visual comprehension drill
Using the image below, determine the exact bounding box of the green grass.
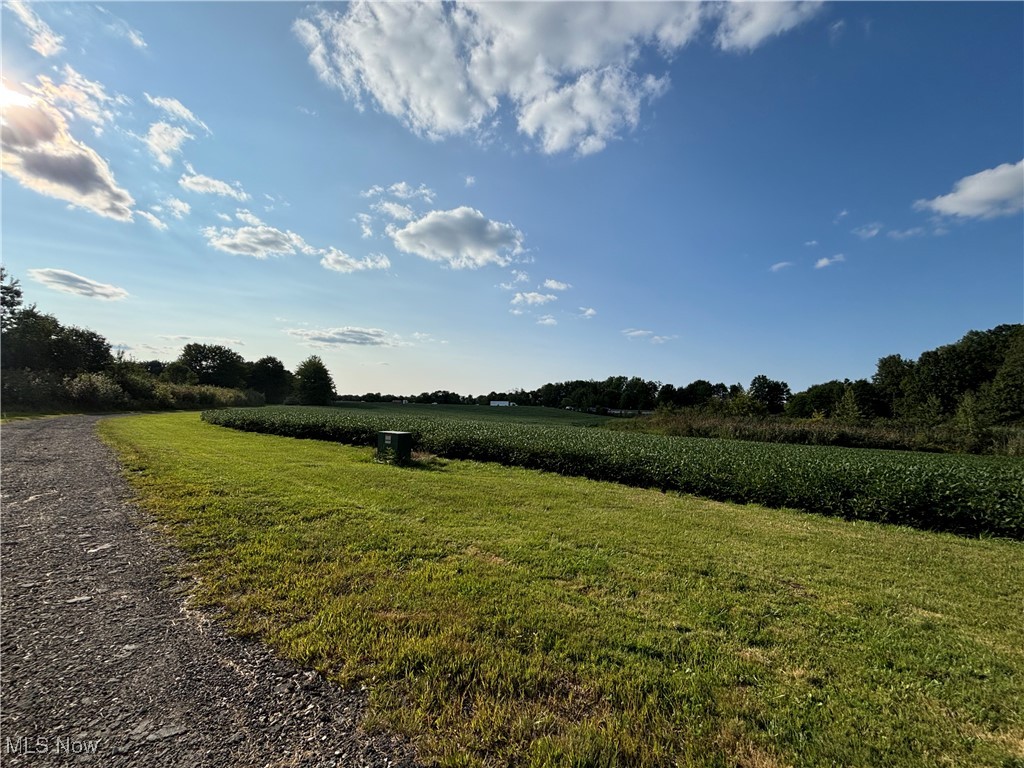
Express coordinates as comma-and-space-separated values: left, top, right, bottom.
100, 412, 1024, 767
332, 401, 611, 428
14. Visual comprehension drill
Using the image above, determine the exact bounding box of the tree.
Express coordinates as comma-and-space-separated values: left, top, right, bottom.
748, 375, 791, 415
984, 328, 1024, 423
1, 267, 24, 332
832, 385, 863, 424
293, 355, 335, 405
873, 354, 915, 418
177, 343, 248, 389
248, 356, 293, 404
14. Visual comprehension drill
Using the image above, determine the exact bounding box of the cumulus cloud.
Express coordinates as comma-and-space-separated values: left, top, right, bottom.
355, 212, 373, 238
159, 334, 244, 347
537, 315, 557, 326
1, 84, 135, 221
714, 1, 823, 51
511, 292, 557, 306
390, 206, 524, 269
164, 197, 191, 219
285, 326, 402, 347
913, 159, 1024, 219
28, 66, 127, 129
578, 307, 597, 319
179, 163, 248, 200
201, 224, 316, 259
6, 0, 64, 57
27, 268, 128, 300
144, 93, 210, 133
770, 261, 794, 272
137, 210, 168, 231
373, 200, 415, 220
361, 181, 435, 202
320, 249, 390, 274
145, 122, 194, 167
852, 221, 883, 239
815, 254, 845, 269
235, 208, 265, 226
294, 2, 820, 156
542, 279, 571, 291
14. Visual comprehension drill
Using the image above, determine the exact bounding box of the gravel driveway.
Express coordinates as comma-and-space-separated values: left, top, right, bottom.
1, 415, 417, 767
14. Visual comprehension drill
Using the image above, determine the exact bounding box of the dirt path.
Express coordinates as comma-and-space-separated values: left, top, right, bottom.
1, 415, 417, 767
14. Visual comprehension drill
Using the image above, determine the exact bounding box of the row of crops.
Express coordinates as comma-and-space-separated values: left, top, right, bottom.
201, 406, 1024, 539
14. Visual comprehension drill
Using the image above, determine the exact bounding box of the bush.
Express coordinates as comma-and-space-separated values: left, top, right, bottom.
64, 372, 128, 409
1, 369, 66, 410
156, 383, 264, 409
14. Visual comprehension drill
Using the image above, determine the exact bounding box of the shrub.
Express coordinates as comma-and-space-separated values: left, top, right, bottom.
1, 369, 66, 410
64, 372, 128, 409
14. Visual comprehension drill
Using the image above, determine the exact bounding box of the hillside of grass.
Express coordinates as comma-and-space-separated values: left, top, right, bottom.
99, 412, 1024, 767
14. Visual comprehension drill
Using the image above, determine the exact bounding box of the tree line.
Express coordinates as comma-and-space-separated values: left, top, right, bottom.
1, 269, 336, 411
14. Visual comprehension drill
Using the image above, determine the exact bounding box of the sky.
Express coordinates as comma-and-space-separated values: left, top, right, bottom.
2, 1, 1022, 397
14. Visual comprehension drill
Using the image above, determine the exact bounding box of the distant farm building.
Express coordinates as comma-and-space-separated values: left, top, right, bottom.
490, 400, 517, 407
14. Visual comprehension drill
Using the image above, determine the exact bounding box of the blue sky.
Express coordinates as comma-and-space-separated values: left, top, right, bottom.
2, 1, 1022, 396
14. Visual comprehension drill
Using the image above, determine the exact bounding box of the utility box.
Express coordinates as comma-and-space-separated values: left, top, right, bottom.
377, 431, 413, 465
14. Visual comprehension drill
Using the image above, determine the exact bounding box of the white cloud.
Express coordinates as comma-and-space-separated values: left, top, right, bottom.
285, 326, 403, 347
235, 209, 265, 226
27, 268, 128, 300
511, 292, 557, 306
295, 2, 819, 156
28, 66, 128, 129
372, 200, 415, 221
578, 307, 597, 319
179, 164, 248, 201
6, 0, 64, 57
320, 249, 390, 274
804, 239, 818, 246
770, 261, 794, 272
913, 159, 1024, 219
887, 226, 925, 240
464, 175, 476, 187
715, 2, 824, 51
650, 334, 677, 344
0, 84, 135, 221
829, 19, 846, 44
165, 197, 191, 219
537, 315, 557, 326
622, 328, 653, 339
355, 213, 373, 238
201, 224, 315, 259
145, 93, 210, 133
390, 207, 524, 269
144, 122, 194, 167
137, 210, 168, 231
852, 221, 882, 239
834, 209, 848, 222
542, 279, 571, 291
361, 181, 435, 202
215, 212, 232, 222
815, 254, 845, 269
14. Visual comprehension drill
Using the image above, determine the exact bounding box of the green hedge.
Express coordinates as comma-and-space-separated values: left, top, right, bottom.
202, 406, 1024, 539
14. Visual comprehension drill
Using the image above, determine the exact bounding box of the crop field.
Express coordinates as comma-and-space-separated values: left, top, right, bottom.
203, 406, 1024, 539
100, 412, 1023, 767
331, 401, 610, 428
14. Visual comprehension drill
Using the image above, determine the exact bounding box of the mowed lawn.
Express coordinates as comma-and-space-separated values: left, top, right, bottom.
99, 413, 1024, 767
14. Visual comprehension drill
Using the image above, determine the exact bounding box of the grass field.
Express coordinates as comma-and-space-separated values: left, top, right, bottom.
100, 412, 1024, 767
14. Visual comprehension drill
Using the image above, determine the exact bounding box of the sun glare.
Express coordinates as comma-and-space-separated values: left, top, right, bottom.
0, 81, 35, 110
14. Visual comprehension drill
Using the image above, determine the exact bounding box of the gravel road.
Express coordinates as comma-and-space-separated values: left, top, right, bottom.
1, 415, 418, 767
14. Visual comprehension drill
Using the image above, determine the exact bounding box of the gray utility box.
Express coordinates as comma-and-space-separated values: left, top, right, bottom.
376, 431, 413, 465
